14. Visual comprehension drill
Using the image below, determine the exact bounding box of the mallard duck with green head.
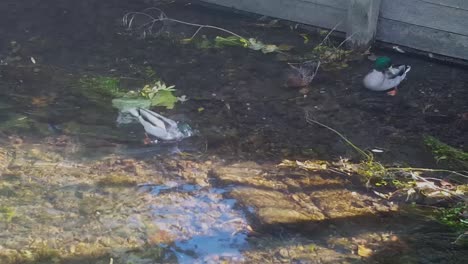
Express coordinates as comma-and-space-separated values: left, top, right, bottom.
128, 108, 193, 144
363, 56, 411, 96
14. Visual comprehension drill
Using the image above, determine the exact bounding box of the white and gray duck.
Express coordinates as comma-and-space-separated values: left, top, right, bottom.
129, 108, 193, 144
363, 56, 411, 96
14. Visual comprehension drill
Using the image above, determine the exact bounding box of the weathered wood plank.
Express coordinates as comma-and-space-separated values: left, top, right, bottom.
419, 0, 468, 10
201, 0, 347, 31
301, 0, 349, 10
347, 0, 381, 49
381, 0, 468, 35
376, 18, 468, 60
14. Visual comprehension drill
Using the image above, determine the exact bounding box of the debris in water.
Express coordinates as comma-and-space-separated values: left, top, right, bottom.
371, 149, 384, 153
392, 46, 405, 53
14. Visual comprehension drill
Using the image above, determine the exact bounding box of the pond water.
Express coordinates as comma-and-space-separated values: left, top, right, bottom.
0, 0, 467, 263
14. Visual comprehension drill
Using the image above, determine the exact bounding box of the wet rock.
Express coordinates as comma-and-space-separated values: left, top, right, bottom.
213, 163, 286, 190
97, 174, 137, 187
309, 189, 394, 219
231, 188, 325, 226
0, 147, 13, 173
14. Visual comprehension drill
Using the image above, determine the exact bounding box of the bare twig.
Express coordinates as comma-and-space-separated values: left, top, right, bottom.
288, 61, 321, 86
387, 167, 468, 179
123, 9, 245, 40
410, 172, 466, 201
305, 111, 371, 160
317, 21, 342, 47
304, 113, 468, 183
336, 31, 359, 49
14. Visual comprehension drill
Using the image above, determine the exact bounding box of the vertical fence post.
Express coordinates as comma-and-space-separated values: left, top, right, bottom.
347, 0, 382, 49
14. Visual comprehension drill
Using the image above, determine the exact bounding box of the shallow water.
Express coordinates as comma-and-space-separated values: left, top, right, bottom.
1, 0, 467, 263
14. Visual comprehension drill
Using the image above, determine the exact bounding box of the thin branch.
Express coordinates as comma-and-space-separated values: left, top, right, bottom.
190, 26, 204, 39
305, 112, 371, 160
164, 18, 245, 39
387, 167, 468, 179
123, 9, 246, 40
317, 21, 342, 47
336, 31, 359, 49
410, 173, 466, 201
313, 61, 321, 79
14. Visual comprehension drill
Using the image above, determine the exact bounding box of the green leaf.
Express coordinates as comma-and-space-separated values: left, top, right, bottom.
196, 38, 213, 49
214, 36, 249, 48
180, 38, 193, 44
151, 90, 178, 109
247, 38, 264, 50
111, 98, 152, 111
300, 34, 309, 44
261, 44, 279, 54
277, 44, 294, 51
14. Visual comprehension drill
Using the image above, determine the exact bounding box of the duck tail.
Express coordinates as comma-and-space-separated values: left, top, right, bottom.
404, 65, 411, 74
388, 65, 411, 79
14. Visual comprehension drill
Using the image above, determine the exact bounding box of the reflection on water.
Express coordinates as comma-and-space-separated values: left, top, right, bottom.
0, 136, 249, 263
143, 183, 248, 263
0, 76, 249, 262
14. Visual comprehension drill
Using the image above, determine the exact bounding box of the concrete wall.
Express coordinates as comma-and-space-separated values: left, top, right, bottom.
201, 0, 468, 60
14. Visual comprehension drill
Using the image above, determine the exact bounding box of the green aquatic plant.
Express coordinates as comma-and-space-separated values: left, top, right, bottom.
305, 112, 387, 182
123, 8, 291, 54
214, 35, 249, 48
213, 36, 291, 54
436, 202, 468, 231
424, 135, 468, 169
98, 174, 137, 187
34, 243, 61, 264
79, 76, 124, 99
140, 81, 175, 98
0, 206, 15, 223
112, 80, 179, 111
144, 66, 158, 80
150, 90, 178, 109
305, 112, 468, 183
312, 45, 352, 69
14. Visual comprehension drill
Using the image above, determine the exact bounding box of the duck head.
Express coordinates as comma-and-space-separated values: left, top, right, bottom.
374, 56, 392, 72
177, 122, 194, 138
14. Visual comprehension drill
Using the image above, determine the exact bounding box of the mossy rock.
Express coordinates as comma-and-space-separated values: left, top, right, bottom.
98, 174, 137, 187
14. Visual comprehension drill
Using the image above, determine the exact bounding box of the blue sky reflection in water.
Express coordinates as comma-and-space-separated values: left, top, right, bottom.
145, 183, 248, 263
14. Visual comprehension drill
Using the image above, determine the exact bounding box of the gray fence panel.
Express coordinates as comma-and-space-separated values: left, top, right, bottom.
201, 0, 468, 60
381, 0, 468, 35
201, 0, 347, 32
376, 18, 468, 60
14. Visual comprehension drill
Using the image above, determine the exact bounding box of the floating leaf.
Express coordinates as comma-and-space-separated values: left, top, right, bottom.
357, 245, 373, 257
180, 38, 193, 44
319, 30, 329, 36
0, 206, 15, 222
261, 44, 279, 54
214, 36, 249, 48
151, 90, 178, 109
300, 34, 309, 44
195, 37, 213, 49
277, 44, 293, 51
247, 38, 264, 50
111, 98, 151, 111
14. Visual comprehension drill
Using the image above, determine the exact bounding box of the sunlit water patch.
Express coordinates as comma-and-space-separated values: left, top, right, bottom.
140, 182, 249, 263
